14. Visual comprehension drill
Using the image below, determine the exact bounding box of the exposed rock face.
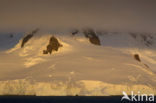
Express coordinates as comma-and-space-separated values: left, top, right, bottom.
140, 34, 153, 47
21, 34, 33, 48
43, 36, 62, 54
134, 54, 141, 62
129, 32, 154, 47
83, 29, 101, 45
21, 29, 39, 48
71, 29, 79, 35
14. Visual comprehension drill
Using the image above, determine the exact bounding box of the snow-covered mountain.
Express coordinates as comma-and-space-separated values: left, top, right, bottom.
0, 29, 156, 96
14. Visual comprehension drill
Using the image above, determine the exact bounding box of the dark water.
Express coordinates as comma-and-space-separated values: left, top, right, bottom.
0, 96, 154, 103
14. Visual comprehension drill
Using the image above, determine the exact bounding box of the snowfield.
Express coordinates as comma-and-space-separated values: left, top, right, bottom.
0, 30, 156, 96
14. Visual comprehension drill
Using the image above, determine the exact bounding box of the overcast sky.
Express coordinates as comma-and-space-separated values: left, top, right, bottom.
0, 0, 156, 32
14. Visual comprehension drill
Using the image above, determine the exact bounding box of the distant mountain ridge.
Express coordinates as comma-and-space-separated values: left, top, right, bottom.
0, 29, 156, 96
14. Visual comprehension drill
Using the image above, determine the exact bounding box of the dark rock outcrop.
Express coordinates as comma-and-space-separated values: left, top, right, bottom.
71, 29, 79, 35
21, 28, 39, 48
129, 32, 154, 47
83, 29, 101, 45
140, 34, 153, 47
134, 54, 141, 62
43, 36, 62, 54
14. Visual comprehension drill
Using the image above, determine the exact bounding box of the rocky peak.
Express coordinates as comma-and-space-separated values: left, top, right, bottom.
43, 36, 63, 54
21, 28, 39, 48
83, 29, 101, 45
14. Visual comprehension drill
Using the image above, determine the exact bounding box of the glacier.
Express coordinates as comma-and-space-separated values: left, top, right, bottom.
0, 29, 156, 96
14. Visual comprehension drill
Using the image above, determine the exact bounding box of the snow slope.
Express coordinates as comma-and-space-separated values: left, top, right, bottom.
0, 30, 156, 96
